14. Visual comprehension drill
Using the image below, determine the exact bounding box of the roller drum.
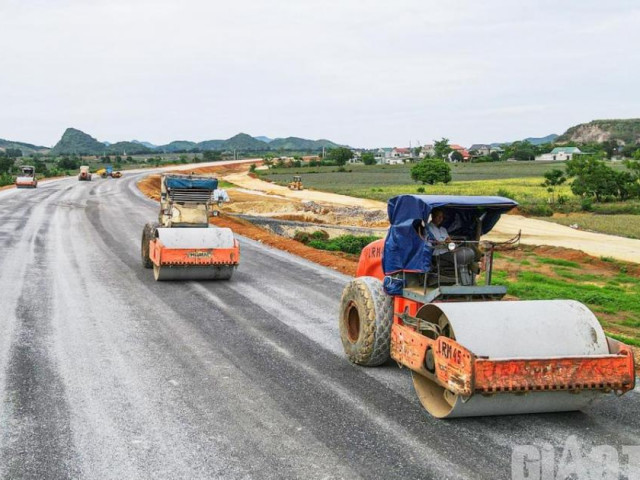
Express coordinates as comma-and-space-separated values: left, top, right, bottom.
153, 265, 235, 281
413, 300, 610, 418
152, 227, 237, 281
155, 227, 235, 249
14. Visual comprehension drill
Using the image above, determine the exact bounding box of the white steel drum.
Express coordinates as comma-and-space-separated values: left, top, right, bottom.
413, 300, 610, 418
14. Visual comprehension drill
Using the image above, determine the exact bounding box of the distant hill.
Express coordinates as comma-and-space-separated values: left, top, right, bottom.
490, 134, 558, 147
0, 138, 49, 155
268, 137, 340, 151
50, 128, 105, 155
132, 140, 158, 149
556, 119, 640, 144
523, 134, 558, 145
222, 133, 270, 151
157, 140, 198, 152
107, 141, 153, 155
196, 139, 225, 150
254, 136, 273, 143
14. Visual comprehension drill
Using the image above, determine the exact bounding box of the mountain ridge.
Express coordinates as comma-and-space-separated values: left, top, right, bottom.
556, 119, 640, 144
49, 128, 342, 154
0, 138, 50, 155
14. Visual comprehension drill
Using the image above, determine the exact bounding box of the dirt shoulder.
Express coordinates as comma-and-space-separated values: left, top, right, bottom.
489, 214, 640, 263
222, 171, 385, 209
227, 169, 640, 264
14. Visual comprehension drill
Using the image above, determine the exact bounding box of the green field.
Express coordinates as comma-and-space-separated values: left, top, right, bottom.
262, 160, 575, 185
540, 213, 640, 239
259, 160, 640, 234
260, 161, 629, 202
490, 252, 640, 346
260, 162, 579, 210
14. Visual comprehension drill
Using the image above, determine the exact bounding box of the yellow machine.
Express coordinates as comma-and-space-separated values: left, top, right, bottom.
288, 175, 303, 190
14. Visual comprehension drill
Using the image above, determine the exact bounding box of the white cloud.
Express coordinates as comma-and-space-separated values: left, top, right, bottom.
0, 0, 639, 147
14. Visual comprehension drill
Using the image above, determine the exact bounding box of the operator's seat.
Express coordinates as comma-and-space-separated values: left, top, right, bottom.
428, 246, 476, 287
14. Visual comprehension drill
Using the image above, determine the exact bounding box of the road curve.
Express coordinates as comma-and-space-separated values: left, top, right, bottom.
0, 171, 638, 480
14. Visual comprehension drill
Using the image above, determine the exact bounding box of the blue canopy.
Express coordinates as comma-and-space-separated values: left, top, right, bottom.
383, 195, 517, 275
166, 176, 218, 190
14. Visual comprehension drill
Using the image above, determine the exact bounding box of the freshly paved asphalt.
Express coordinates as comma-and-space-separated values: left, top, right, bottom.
0, 170, 638, 479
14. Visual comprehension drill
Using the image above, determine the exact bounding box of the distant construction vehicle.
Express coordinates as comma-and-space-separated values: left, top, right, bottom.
78, 165, 92, 181
15, 166, 38, 188
339, 194, 635, 418
141, 173, 240, 281
288, 175, 303, 190
97, 165, 122, 178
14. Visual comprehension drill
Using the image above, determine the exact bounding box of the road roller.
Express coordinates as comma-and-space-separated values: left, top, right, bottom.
15, 165, 38, 188
339, 194, 635, 418
78, 165, 92, 181
141, 173, 240, 281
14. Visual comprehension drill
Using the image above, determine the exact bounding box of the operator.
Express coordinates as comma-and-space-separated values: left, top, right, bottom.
427, 208, 475, 269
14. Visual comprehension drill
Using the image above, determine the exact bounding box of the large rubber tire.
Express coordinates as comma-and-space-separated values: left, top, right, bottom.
141, 222, 159, 269
339, 276, 393, 366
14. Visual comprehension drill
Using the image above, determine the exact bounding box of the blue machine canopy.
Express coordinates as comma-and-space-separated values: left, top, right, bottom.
383, 194, 517, 275
165, 176, 218, 190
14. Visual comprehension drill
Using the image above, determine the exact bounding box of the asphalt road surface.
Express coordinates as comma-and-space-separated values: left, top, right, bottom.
0, 171, 638, 480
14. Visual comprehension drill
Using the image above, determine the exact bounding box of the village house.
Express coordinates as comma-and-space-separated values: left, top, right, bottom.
391, 147, 411, 158
374, 148, 392, 164
447, 144, 471, 162
469, 144, 491, 157
420, 144, 435, 157
535, 146, 581, 161
347, 150, 363, 164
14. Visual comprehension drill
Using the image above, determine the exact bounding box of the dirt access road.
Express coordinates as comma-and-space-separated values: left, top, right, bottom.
223, 170, 640, 263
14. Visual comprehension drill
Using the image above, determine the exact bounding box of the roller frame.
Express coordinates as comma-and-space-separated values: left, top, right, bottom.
391, 320, 636, 398
347, 206, 636, 418
149, 237, 240, 268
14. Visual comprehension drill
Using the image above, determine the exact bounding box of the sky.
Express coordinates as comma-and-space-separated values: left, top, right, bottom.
1, 0, 639, 148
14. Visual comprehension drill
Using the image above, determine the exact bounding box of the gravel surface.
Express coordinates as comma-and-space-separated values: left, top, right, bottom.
0, 170, 638, 480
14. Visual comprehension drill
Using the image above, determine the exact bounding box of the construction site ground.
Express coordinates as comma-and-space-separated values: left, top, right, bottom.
2, 162, 639, 479
138, 165, 640, 366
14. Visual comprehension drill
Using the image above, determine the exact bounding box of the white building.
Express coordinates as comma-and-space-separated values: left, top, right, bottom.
535, 147, 581, 161
420, 144, 435, 157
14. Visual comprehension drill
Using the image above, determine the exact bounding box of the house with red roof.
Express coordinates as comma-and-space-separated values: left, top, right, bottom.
447, 144, 471, 162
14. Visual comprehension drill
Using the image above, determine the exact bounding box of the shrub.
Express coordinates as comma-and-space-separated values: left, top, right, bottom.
417, 187, 425, 193
519, 203, 553, 217
410, 159, 451, 185
496, 188, 516, 200
307, 234, 380, 255
293, 231, 311, 244
310, 230, 329, 241
0, 173, 13, 187
581, 197, 594, 212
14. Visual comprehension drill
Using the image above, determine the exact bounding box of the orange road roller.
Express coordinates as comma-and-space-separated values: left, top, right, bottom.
141, 173, 239, 281
339, 194, 635, 418
15, 166, 38, 188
